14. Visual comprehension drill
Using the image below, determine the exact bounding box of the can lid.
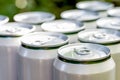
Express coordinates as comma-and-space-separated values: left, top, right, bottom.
14, 11, 55, 24
41, 19, 85, 33
97, 17, 120, 30
0, 22, 35, 37
78, 29, 120, 44
21, 32, 69, 48
61, 9, 100, 22
0, 15, 9, 25
107, 7, 120, 17
76, 1, 114, 11
58, 43, 110, 62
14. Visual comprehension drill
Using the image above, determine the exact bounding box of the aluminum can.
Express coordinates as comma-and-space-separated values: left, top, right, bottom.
97, 17, 120, 30
76, 1, 114, 17
41, 19, 85, 43
78, 29, 120, 80
61, 9, 100, 29
14, 11, 55, 31
18, 32, 69, 80
0, 22, 35, 80
107, 7, 120, 18
0, 15, 9, 25
53, 43, 115, 80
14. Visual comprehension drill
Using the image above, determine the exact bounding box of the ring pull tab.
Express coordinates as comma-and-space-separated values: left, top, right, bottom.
32, 40, 47, 45
74, 47, 91, 55
6, 27, 21, 33
111, 21, 120, 26
93, 32, 107, 39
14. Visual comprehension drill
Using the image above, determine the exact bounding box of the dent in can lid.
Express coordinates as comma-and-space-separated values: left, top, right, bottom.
61, 9, 100, 22
97, 17, 120, 30
0, 15, 9, 25
21, 32, 69, 48
78, 29, 120, 44
58, 43, 110, 62
0, 22, 35, 37
41, 19, 85, 33
13, 11, 55, 24
76, 1, 114, 11
107, 7, 120, 17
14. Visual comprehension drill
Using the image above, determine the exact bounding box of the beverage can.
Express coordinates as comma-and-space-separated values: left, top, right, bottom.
18, 32, 69, 80
41, 19, 85, 43
53, 43, 115, 80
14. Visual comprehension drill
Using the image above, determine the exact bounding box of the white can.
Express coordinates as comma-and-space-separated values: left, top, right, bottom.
0, 22, 35, 80
18, 32, 69, 80
61, 9, 100, 29
78, 29, 120, 80
97, 17, 120, 30
76, 1, 114, 17
107, 7, 120, 18
0, 15, 9, 25
53, 43, 115, 80
14, 11, 55, 31
41, 19, 85, 43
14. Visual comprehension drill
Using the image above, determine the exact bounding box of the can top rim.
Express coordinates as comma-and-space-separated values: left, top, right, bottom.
41, 19, 85, 33
107, 7, 120, 17
14, 11, 55, 24
78, 29, 120, 44
97, 17, 120, 30
0, 15, 9, 25
21, 32, 69, 48
0, 22, 35, 37
76, 1, 114, 11
58, 43, 110, 62
61, 9, 100, 22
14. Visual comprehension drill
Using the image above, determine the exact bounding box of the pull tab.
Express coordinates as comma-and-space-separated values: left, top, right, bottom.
93, 32, 107, 39
111, 21, 120, 26
32, 40, 46, 45
6, 27, 21, 33
74, 47, 91, 55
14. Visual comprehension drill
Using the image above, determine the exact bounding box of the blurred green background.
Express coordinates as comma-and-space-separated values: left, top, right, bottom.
0, 0, 120, 21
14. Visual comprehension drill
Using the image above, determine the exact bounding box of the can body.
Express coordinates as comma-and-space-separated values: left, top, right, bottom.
18, 32, 68, 80
0, 37, 20, 80
84, 21, 97, 29
53, 57, 115, 80
107, 44, 120, 80
18, 45, 57, 80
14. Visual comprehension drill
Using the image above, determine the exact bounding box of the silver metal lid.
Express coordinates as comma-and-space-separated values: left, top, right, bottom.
14, 11, 55, 24
58, 43, 110, 61
0, 15, 9, 25
97, 17, 120, 30
78, 29, 120, 44
76, 1, 114, 11
21, 32, 69, 48
107, 7, 120, 17
0, 22, 35, 37
41, 19, 85, 33
61, 9, 100, 22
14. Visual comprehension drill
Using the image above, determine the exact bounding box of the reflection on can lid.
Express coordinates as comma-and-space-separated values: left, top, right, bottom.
78, 29, 120, 44
61, 9, 100, 22
97, 17, 120, 30
76, 1, 114, 11
14, 11, 55, 24
107, 7, 120, 17
21, 32, 69, 48
41, 19, 85, 33
0, 15, 9, 25
58, 43, 110, 62
0, 22, 35, 37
